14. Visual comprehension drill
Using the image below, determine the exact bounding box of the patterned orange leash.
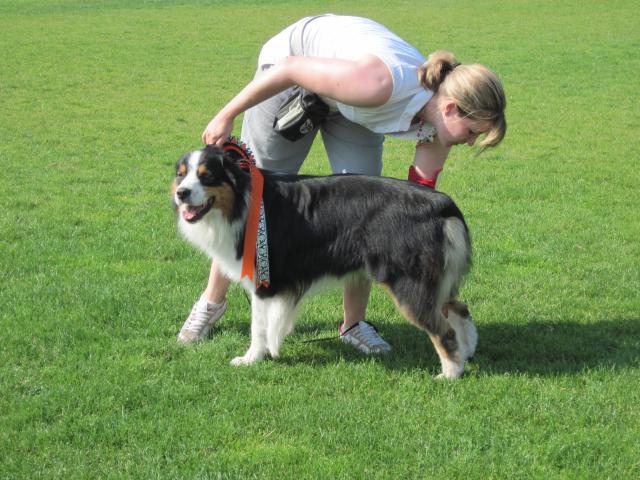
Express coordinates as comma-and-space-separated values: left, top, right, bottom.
222, 137, 270, 288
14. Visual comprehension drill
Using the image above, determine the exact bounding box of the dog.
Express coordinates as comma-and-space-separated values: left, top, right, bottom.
173, 145, 477, 378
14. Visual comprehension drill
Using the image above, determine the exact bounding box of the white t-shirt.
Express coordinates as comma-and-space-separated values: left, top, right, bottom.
258, 15, 435, 138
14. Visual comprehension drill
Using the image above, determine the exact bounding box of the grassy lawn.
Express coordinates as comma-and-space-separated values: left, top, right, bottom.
1, 0, 639, 478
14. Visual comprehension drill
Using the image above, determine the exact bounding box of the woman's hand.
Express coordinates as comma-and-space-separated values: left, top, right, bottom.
201, 112, 235, 146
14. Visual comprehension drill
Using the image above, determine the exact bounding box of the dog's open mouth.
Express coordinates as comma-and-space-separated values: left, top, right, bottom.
182, 198, 214, 223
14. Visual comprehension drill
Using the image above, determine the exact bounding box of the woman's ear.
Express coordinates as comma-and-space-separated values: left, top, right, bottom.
442, 99, 458, 117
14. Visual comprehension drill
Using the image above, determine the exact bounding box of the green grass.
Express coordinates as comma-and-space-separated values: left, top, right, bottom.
1, 0, 639, 478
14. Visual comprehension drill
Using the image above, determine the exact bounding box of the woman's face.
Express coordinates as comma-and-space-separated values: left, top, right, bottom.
437, 101, 491, 148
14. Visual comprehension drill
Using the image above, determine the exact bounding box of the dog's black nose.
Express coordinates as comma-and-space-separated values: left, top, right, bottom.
176, 187, 191, 201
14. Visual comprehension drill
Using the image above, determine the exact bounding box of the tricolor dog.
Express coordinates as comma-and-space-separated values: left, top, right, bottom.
173, 144, 477, 378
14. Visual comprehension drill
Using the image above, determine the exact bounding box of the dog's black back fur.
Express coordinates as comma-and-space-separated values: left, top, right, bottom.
260, 173, 467, 309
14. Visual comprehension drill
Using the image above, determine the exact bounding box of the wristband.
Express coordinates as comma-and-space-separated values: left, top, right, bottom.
408, 165, 441, 189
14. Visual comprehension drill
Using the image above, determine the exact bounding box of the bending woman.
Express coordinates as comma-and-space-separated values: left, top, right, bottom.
179, 14, 506, 354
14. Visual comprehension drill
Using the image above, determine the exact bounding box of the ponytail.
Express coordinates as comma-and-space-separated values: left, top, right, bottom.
418, 50, 460, 92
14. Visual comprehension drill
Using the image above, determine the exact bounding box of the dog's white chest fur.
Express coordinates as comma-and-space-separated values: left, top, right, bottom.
178, 212, 244, 283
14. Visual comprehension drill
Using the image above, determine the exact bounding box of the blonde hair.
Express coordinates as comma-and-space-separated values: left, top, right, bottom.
418, 50, 507, 149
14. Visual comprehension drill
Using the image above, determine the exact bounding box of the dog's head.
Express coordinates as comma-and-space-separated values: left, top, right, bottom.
172, 145, 250, 223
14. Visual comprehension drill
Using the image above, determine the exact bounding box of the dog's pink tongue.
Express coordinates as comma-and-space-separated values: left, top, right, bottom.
183, 208, 196, 221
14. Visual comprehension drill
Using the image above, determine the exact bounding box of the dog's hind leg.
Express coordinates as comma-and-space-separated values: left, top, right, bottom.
265, 295, 299, 359
382, 216, 473, 379
429, 217, 475, 378
386, 282, 466, 379
231, 294, 269, 366
427, 326, 465, 380
393, 290, 467, 379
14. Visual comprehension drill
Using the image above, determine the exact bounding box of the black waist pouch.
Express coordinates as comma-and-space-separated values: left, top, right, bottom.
273, 86, 329, 141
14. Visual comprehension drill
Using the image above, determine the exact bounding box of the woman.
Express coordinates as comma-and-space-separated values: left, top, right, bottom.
178, 14, 506, 354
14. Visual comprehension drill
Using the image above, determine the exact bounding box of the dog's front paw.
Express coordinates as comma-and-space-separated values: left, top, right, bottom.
230, 353, 262, 366
230, 356, 251, 366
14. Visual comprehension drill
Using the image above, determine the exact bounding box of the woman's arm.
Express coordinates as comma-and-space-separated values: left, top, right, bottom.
283, 54, 393, 106
202, 55, 393, 145
410, 137, 450, 188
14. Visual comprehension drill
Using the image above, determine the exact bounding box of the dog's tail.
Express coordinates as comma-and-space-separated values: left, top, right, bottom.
436, 216, 472, 311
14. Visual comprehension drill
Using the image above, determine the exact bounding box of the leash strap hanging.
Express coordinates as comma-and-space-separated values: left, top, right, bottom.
222, 137, 270, 288
255, 203, 270, 287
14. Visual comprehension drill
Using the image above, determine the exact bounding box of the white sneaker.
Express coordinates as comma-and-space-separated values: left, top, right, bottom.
340, 321, 392, 354
177, 299, 227, 344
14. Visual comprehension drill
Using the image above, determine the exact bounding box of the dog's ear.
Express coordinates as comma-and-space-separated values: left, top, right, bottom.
202, 144, 227, 165
217, 147, 252, 190
200, 144, 250, 191
221, 155, 239, 188
223, 155, 252, 192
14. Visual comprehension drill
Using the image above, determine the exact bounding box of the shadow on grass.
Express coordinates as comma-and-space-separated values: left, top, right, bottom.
274, 317, 640, 376
470, 317, 640, 376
